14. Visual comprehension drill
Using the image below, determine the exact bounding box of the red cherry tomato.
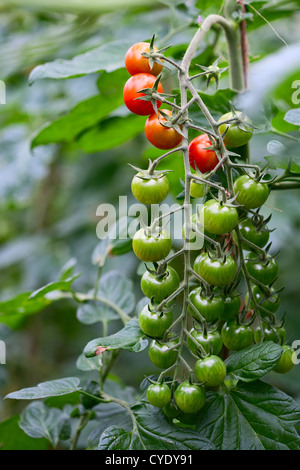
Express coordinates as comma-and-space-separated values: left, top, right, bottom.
123, 73, 163, 116
189, 134, 220, 173
125, 42, 163, 76
144, 109, 183, 150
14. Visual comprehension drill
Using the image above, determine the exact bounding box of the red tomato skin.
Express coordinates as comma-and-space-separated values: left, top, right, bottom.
144, 109, 183, 150
188, 134, 219, 173
125, 42, 163, 76
123, 73, 163, 116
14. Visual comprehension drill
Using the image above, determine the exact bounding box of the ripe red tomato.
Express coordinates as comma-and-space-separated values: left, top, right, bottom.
125, 42, 163, 76
189, 134, 220, 173
123, 73, 163, 116
144, 109, 183, 150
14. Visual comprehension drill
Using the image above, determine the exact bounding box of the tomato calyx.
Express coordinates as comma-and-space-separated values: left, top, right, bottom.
139, 34, 166, 72
148, 298, 173, 316
193, 58, 228, 89
133, 73, 166, 117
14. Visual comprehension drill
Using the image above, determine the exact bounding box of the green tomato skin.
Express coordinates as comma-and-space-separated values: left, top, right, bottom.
273, 345, 295, 374
194, 253, 237, 287
147, 383, 171, 408
189, 287, 224, 322
174, 382, 206, 414
141, 266, 180, 303
195, 355, 227, 387
131, 173, 169, 204
222, 320, 254, 351
220, 292, 241, 321
233, 175, 269, 209
254, 322, 286, 345
138, 305, 173, 338
148, 339, 178, 369
132, 228, 172, 262
186, 328, 223, 356
162, 400, 180, 419
218, 111, 253, 148
245, 253, 279, 285
201, 199, 238, 235
233, 219, 270, 251
245, 286, 280, 314
182, 213, 216, 245
190, 180, 207, 198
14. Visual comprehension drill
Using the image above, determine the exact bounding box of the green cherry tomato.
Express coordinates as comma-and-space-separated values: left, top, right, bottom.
195, 355, 227, 387
220, 292, 241, 321
162, 400, 180, 419
131, 173, 169, 204
147, 383, 171, 408
254, 322, 286, 345
189, 287, 224, 322
232, 219, 270, 251
132, 228, 172, 262
186, 327, 223, 356
273, 345, 295, 374
148, 339, 178, 368
233, 175, 269, 209
182, 213, 216, 245
138, 304, 173, 338
174, 381, 206, 414
190, 179, 207, 198
218, 111, 253, 148
200, 199, 238, 235
141, 266, 180, 303
245, 253, 279, 285
245, 286, 280, 314
222, 320, 254, 351
194, 252, 237, 287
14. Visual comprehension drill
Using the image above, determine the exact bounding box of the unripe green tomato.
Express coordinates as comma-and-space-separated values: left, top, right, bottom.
194, 252, 237, 287
233, 175, 269, 209
195, 355, 227, 387
245, 253, 279, 286
190, 179, 207, 198
186, 327, 223, 356
189, 287, 224, 322
218, 111, 253, 148
220, 292, 241, 321
182, 213, 216, 245
254, 322, 286, 345
132, 228, 172, 262
138, 304, 173, 338
131, 173, 169, 204
245, 286, 280, 314
200, 199, 238, 235
162, 400, 180, 419
222, 320, 254, 351
273, 345, 295, 374
141, 266, 180, 303
174, 381, 206, 414
232, 219, 270, 251
148, 339, 178, 369
147, 383, 171, 408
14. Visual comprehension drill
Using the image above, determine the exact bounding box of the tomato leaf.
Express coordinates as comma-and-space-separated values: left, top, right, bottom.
0, 415, 48, 450
5, 377, 81, 400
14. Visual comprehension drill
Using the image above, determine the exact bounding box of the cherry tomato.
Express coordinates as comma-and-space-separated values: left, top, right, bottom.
195, 355, 227, 387
194, 252, 237, 287
245, 286, 280, 314
123, 73, 163, 116
189, 134, 219, 173
141, 266, 180, 303
174, 381, 206, 413
132, 228, 172, 262
218, 111, 253, 148
162, 400, 180, 418
182, 213, 216, 245
138, 304, 173, 338
245, 253, 279, 285
222, 320, 254, 351
190, 179, 207, 198
144, 109, 182, 150
147, 383, 171, 407
220, 292, 241, 321
125, 42, 163, 76
233, 175, 269, 209
189, 287, 224, 322
232, 219, 270, 250
148, 339, 178, 368
201, 199, 238, 235
186, 327, 223, 356
131, 172, 169, 204
273, 345, 295, 374
254, 322, 286, 345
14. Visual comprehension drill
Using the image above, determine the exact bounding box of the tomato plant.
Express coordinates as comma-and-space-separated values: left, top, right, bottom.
233, 218, 270, 250
123, 73, 163, 115
141, 266, 179, 303
148, 339, 178, 368
194, 252, 237, 287
125, 42, 163, 76
188, 134, 220, 172
186, 327, 223, 356
131, 171, 169, 204
174, 382, 206, 414
147, 383, 171, 407
233, 175, 269, 209
138, 304, 173, 338
218, 111, 253, 148
222, 320, 254, 351
194, 355, 227, 387
144, 109, 183, 149
189, 287, 224, 322
132, 228, 172, 262
201, 199, 238, 235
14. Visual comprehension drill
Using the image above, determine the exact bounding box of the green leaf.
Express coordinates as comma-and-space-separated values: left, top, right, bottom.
0, 292, 51, 327
77, 114, 145, 153
267, 140, 285, 155
5, 377, 81, 400
19, 402, 63, 448
99, 401, 215, 450
84, 319, 148, 357
225, 341, 283, 383
58, 258, 78, 282
76, 354, 102, 372
0, 415, 48, 450
196, 381, 300, 450
77, 301, 120, 325
29, 40, 132, 84
29, 274, 80, 300
284, 108, 300, 126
